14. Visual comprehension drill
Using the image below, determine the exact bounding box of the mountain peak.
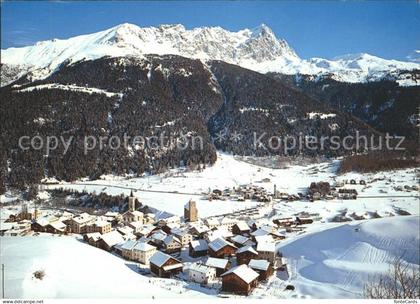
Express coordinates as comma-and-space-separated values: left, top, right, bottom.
1, 23, 419, 87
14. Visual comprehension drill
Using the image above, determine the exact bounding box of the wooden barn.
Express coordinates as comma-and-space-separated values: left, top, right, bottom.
205, 257, 231, 277
248, 259, 274, 281
208, 237, 237, 258
150, 251, 183, 278
232, 221, 251, 235
189, 239, 208, 257
221, 265, 259, 296
236, 245, 258, 265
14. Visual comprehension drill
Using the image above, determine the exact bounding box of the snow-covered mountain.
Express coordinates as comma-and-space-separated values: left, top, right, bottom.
1, 23, 419, 86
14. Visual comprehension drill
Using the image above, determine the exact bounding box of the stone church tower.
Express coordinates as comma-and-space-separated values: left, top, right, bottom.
128, 190, 136, 212
184, 199, 198, 222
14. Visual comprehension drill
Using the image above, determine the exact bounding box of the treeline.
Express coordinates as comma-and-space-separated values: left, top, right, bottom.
0, 55, 222, 192
338, 152, 419, 174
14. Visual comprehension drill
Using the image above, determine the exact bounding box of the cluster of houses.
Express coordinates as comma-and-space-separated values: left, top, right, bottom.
205, 184, 272, 203
2, 190, 323, 296
101, 215, 288, 296
307, 180, 361, 201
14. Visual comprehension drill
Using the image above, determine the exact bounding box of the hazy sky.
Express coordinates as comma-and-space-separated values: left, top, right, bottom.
1, 1, 419, 61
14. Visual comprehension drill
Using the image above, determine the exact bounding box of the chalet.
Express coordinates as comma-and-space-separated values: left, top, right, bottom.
230, 235, 252, 247
128, 221, 144, 234
69, 213, 95, 234
144, 213, 156, 224
205, 257, 231, 276
204, 218, 220, 229
163, 235, 182, 253
31, 218, 50, 233
158, 215, 181, 227
122, 211, 144, 225
248, 259, 274, 281
161, 222, 178, 234
149, 230, 168, 248
189, 224, 210, 238
138, 224, 157, 237
236, 245, 258, 265
256, 242, 279, 266
150, 251, 183, 278
189, 239, 209, 258
132, 242, 157, 264
219, 217, 238, 231
205, 227, 233, 242
86, 220, 112, 234
208, 238, 237, 258
232, 221, 251, 235
295, 217, 314, 225
273, 217, 294, 227
45, 221, 67, 234
171, 228, 193, 246
120, 239, 137, 260
84, 232, 101, 247
187, 263, 216, 285
221, 265, 259, 296
117, 226, 136, 240
97, 230, 124, 252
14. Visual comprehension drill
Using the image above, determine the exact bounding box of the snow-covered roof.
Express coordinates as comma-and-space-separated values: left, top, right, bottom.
205, 257, 229, 269
86, 232, 101, 241
48, 221, 66, 231
190, 239, 208, 251
234, 221, 250, 231
150, 251, 179, 267
236, 245, 258, 255
100, 231, 124, 247
221, 264, 259, 284
133, 242, 156, 252
230, 235, 249, 245
249, 259, 270, 271
188, 263, 214, 274
117, 226, 134, 235
251, 228, 270, 237
163, 235, 181, 245
254, 235, 274, 244
208, 237, 236, 252
151, 231, 168, 241
129, 221, 143, 229
120, 239, 137, 251
207, 228, 233, 241
94, 220, 110, 227
256, 242, 276, 253
171, 227, 190, 237
205, 218, 219, 226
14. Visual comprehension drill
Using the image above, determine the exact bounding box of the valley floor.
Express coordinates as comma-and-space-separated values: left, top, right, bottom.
1, 152, 419, 299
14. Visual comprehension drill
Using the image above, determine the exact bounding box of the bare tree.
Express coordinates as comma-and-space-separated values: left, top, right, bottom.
364, 257, 420, 299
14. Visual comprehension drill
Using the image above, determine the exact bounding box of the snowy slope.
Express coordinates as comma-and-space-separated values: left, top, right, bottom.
2, 23, 419, 86
279, 216, 420, 298
0, 236, 210, 299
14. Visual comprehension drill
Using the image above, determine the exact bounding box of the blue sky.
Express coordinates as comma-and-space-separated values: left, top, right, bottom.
1, 1, 419, 61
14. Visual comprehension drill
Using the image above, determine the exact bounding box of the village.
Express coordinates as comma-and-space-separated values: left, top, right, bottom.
1, 169, 418, 297
1, 183, 324, 296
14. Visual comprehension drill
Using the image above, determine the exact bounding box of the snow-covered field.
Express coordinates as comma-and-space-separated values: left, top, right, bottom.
1, 216, 418, 299
44, 152, 419, 219
0, 235, 209, 299
279, 216, 420, 298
